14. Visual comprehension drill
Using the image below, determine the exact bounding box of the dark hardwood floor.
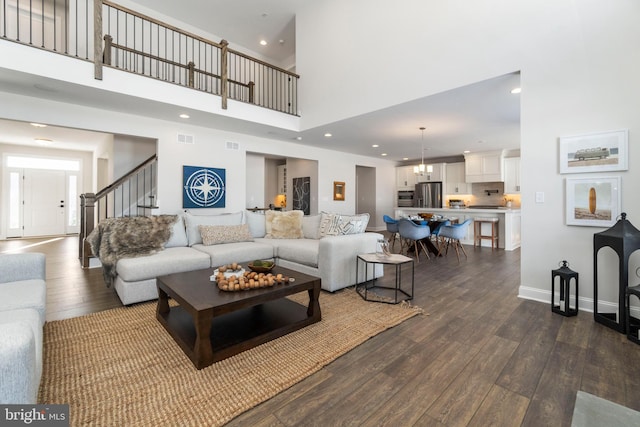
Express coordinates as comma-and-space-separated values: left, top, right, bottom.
2, 234, 639, 426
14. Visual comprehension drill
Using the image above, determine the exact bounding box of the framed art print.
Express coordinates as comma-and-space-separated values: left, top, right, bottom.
183, 165, 226, 208
565, 176, 620, 227
292, 177, 310, 215
559, 129, 628, 174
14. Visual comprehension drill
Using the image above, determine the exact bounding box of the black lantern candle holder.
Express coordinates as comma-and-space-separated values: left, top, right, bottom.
627, 282, 640, 344
551, 260, 578, 316
593, 212, 640, 333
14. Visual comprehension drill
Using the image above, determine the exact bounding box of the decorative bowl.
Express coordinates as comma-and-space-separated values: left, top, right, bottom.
248, 260, 275, 273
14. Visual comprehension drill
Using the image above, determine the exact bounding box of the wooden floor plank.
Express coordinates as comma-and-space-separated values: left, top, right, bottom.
467, 384, 529, 427
520, 341, 586, 427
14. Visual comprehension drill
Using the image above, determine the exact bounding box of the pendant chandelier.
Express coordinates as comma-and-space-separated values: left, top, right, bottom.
414, 127, 432, 175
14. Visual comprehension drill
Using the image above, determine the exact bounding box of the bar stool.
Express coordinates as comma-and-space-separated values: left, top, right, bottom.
474, 218, 499, 249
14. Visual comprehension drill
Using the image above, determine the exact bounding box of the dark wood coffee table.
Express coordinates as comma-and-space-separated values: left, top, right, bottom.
156, 266, 321, 369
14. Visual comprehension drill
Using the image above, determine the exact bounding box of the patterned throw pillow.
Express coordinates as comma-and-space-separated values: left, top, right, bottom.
318, 212, 370, 237
199, 224, 254, 246
265, 210, 304, 239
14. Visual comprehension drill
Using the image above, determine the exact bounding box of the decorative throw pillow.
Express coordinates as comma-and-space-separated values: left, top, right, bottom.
265, 210, 304, 239
184, 211, 244, 246
199, 224, 254, 246
318, 212, 370, 237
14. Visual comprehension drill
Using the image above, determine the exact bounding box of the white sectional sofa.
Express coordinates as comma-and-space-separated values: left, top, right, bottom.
110, 210, 383, 305
0, 253, 46, 404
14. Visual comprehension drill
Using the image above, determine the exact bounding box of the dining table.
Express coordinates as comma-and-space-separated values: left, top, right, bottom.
408, 217, 457, 256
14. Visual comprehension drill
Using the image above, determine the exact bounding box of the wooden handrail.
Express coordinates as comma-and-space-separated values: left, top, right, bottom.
228, 47, 300, 79
99, 1, 297, 114
107, 41, 242, 85
102, 0, 223, 49
80, 153, 159, 266
95, 154, 157, 199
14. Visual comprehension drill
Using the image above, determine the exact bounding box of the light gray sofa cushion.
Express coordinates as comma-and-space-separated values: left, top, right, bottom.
192, 242, 274, 268
184, 211, 244, 246
164, 215, 188, 248
302, 214, 321, 239
116, 247, 211, 282
0, 253, 45, 284
0, 316, 38, 404
114, 277, 160, 306
0, 279, 46, 327
245, 210, 266, 238
257, 238, 320, 268
0, 309, 42, 387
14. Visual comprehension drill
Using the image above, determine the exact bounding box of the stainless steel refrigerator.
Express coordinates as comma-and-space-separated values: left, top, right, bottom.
414, 182, 443, 208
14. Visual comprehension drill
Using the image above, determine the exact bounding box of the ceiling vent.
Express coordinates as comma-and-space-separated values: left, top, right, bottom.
226, 141, 239, 150
177, 133, 194, 144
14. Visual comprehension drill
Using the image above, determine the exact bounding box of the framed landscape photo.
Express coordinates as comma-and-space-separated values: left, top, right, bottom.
559, 129, 628, 174
565, 176, 620, 227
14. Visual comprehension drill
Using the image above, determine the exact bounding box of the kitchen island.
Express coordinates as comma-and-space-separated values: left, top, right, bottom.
393, 207, 521, 251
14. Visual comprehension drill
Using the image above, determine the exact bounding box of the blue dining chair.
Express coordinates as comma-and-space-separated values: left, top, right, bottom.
430, 220, 451, 256
397, 218, 431, 262
438, 218, 473, 262
383, 215, 399, 250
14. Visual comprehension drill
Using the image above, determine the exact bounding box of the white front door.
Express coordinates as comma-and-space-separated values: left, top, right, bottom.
23, 169, 67, 237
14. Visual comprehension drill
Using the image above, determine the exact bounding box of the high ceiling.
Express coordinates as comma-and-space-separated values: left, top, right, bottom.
0, 1, 521, 163
129, 0, 299, 65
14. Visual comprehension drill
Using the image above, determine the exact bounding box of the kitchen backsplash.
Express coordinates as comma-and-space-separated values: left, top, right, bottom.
444, 181, 521, 208
471, 182, 505, 205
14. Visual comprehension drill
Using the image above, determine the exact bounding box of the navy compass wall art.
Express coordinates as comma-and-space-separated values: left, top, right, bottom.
182, 165, 226, 208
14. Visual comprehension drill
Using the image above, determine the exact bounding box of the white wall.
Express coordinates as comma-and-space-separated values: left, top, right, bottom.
112, 135, 156, 180
296, 0, 640, 310
245, 153, 266, 208
0, 91, 396, 223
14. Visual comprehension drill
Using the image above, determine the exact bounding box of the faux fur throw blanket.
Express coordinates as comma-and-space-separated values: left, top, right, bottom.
86, 215, 178, 288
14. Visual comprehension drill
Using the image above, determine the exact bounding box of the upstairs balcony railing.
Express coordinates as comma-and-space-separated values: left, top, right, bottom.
0, 0, 299, 115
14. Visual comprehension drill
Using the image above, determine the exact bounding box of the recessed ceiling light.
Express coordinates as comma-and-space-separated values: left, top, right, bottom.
35, 138, 53, 146
511, 87, 521, 94
30, 123, 47, 128
463, 150, 471, 154
260, 40, 267, 46
403, 157, 409, 161
296, 136, 303, 141
324, 133, 332, 138
372, 144, 379, 148
179, 113, 190, 119
381, 153, 387, 156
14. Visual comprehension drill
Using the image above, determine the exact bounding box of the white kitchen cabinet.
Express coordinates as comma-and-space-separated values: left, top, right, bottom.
504, 157, 521, 193
416, 162, 445, 183
396, 166, 417, 190
464, 150, 505, 182
277, 164, 287, 194
444, 162, 472, 195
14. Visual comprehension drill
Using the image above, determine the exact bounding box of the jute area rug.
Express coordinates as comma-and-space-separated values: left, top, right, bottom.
38, 288, 421, 426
